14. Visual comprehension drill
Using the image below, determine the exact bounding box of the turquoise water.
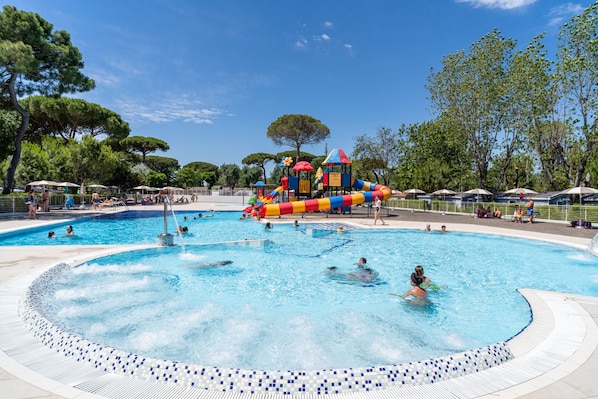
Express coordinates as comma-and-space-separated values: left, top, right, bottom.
0, 211, 255, 246
27, 211, 598, 371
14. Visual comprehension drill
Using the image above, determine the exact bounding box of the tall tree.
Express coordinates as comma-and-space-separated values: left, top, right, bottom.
0, 109, 18, 161
66, 135, 119, 186
515, 35, 571, 190
427, 29, 517, 190
266, 114, 330, 161
242, 152, 275, 183
145, 155, 180, 183
120, 136, 169, 163
0, 6, 95, 193
351, 127, 401, 186
394, 120, 470, 192
218, 163, 241, 189
557, 2, 598, 187
14, 141, 50, 185
181, 161, 219, 188
23, 96, 130, 143
239, 165, 263, 187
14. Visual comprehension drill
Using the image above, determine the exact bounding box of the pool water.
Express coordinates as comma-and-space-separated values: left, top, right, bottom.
29, 213, 598, 371
0, 211, 260, 246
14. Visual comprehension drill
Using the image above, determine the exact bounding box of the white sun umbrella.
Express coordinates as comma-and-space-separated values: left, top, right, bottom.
56, 181, 80, 187
87, 184, 108, 190
404, 188, 425, 199
28, 180, 60, 187
504, 187, 538, 195
559, 186, 598, 221
432, 188, 456, 196
27, 180, 60, 197
465, 188, 492, 204
404, 188, 425, 194
56, 181, 80, 195
133, 185, 153, 195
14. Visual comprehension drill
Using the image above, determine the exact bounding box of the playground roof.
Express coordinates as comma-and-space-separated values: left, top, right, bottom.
322, 148, 352, 165
292, 161, 314, 172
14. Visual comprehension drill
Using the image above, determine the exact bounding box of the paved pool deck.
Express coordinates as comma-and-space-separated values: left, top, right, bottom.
1, 203, 597, 398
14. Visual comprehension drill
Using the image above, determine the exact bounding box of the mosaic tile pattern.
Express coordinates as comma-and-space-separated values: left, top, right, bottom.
20, 260, 515, 395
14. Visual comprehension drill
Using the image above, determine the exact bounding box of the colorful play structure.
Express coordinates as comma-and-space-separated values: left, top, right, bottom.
245, 149, 391, 217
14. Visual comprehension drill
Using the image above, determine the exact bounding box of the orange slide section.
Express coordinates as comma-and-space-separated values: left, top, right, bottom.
262, 178, 391, 217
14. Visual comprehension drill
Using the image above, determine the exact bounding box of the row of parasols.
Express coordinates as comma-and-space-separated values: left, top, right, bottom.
26, 181, 184, 193
400, 186, 598, 197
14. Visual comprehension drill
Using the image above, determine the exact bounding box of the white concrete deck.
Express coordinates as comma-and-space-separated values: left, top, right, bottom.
1, 203, 597, 398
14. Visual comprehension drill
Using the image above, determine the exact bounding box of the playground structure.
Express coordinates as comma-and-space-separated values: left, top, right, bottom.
246, 149, 391, 217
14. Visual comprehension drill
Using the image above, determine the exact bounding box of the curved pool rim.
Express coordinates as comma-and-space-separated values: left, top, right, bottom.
2, 219, 597, 399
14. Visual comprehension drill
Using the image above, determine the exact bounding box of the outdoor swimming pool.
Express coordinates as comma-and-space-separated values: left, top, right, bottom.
18, 211, 598, 374
0, 210, 253, 246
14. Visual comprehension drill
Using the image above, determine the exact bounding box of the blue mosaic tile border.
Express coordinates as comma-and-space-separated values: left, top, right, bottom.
19, 261, 515, 395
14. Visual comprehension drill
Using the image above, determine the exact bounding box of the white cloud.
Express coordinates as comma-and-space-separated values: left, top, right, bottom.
321, 34, 331, 40
323, 21, 334, 28
548, 2, 585, 15
116, 97, 226, 125
455, 0, 536, 9
294, 36, 308, 49
547, 2, 585, 26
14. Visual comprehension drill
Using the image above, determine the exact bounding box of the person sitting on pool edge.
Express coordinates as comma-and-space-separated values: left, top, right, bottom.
401, 265, 430, 298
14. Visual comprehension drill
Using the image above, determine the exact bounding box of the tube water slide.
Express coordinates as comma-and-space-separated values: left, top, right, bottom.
262, 178, 391, 217
258, 185, 285, 204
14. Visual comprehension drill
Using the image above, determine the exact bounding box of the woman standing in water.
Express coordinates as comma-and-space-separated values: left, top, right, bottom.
401, 265, 430, 299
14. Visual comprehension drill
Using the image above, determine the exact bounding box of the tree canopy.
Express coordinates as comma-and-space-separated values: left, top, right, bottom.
23, 96, 130, 142
266, 114, 330, 161
352, 127, 401, 187
557, 1, 598, 187
242, 152, 275, 183
427, 29, 517, 190
0, 5, 94, 193
120, 135, 169, 163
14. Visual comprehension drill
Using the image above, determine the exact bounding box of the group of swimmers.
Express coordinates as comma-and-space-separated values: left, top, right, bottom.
47, 225, 74, 238
177, 213, 215, 234
326, 257, 435, 300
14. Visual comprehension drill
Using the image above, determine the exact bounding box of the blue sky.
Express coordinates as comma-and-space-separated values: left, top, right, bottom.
10, 0, 593, 169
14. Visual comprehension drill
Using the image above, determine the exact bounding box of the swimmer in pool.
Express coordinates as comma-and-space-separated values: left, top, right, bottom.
65, 225, 74, 236
191, 260, 233, 269
401, 265, 430, 299
355, 257, 367, 268
347, 267, 379, 282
